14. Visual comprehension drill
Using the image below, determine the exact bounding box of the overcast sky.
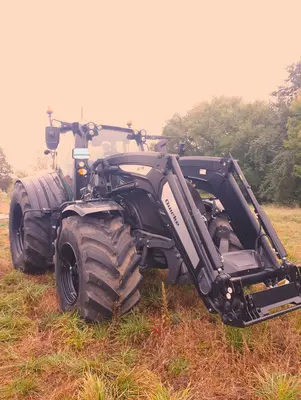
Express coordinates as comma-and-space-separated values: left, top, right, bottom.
1, 0, 301, 170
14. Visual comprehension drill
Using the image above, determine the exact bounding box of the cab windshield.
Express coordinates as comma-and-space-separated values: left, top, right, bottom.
89, 128, 140, 160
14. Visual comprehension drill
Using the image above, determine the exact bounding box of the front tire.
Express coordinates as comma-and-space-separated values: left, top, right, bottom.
55, 215, 142, 320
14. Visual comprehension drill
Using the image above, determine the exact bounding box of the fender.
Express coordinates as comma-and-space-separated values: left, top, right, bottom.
17, 171, 70, 218
62, 200, 123, 218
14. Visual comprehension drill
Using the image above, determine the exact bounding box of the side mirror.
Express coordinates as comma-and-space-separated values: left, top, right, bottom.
178, 142, 186, 156
45, 126, 61, 150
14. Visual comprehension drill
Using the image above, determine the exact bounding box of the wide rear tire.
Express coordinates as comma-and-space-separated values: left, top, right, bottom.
55, 215, 142, 320
9, 182, 53, 273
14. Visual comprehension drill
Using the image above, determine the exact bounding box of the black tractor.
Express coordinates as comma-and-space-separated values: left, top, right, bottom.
9, 109, 301, 327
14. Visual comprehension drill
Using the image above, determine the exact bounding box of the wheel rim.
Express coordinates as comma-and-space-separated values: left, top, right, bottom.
60, 243, 79, 305
12, 203, 24, 255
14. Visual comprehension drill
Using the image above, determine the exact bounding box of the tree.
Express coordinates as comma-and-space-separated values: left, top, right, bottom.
31, 155, 51, 172
162, 57, 301, 205
259, 151, 299, 205
163, 113, 187, 138
0, 147, 12, 191
163, 113, 202, 155
285, 94, 301, 175
244, 93, 301, 205
14, 170, 28, 179
270, 59, 301, 137
257, 59, 301, 204
265, 93, 301, 204
271, 59, 301, 105
163, 97, 281, 196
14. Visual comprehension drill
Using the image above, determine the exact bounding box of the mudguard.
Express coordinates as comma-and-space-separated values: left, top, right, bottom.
62, 201, 123, 218
17, 171, 70, 217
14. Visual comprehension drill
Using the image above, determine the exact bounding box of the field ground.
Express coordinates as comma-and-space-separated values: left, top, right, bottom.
1, 193, 301, 399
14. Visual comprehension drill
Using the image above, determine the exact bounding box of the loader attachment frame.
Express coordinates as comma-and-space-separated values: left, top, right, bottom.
179, 156, 287, 262
102, 152, 301, 327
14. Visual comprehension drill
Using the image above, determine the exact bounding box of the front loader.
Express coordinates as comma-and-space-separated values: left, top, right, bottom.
8, 110, 301, 327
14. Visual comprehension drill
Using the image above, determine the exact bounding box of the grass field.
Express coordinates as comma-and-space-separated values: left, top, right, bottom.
1, 193, 301, 399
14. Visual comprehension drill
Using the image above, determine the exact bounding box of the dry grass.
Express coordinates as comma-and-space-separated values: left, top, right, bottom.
1, 192, 301, 399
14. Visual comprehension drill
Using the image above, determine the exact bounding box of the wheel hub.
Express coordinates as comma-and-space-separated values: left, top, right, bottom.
60, 244, 79, 305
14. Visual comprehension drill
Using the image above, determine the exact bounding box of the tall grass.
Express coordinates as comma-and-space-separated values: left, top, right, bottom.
1, 206, 301, 399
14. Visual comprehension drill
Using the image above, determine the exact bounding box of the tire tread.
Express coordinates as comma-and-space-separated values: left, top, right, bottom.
56, 215, 142, 321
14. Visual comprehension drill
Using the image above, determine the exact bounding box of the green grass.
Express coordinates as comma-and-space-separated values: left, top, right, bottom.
62, 314, 93, 350
79, 373, 107, 400
91, 322, 110, 340
23, 281, 50, 305
168, 356, 189, 377
1, 269, 24, 285
0, 311, 32, 343
78, 364, 192, 400
1, 205, 301, 399
0, 269, 50, 344
254, 369, 301, 400
42, 311, 95, 350
38, 310, 64, 331
140, 270, 166, 310
117, 312, 151, 343
1, 377, 39, 399
118, 347, 139, 366
224, 325, 254, 352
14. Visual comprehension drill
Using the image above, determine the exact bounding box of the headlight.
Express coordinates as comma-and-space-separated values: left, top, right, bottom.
88, 122, 95, 130
89, 129, 95, 136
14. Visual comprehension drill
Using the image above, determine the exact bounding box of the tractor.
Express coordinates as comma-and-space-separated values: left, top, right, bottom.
8, 109, 301, 327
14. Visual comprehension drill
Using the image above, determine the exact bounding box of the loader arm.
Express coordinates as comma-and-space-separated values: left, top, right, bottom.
100, 152, 301, 327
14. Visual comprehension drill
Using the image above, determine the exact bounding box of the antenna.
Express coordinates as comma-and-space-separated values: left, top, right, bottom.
81, 106, 84, 120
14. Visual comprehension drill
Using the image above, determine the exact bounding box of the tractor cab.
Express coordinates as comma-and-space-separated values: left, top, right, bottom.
88, 126, 140, 160
45, 109, 172, 199
45, 110, 142, 199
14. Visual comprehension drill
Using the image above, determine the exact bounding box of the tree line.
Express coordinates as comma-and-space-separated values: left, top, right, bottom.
0, 151, 49, 193
1, 59, 301, 204
163, 59, 301, 205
